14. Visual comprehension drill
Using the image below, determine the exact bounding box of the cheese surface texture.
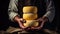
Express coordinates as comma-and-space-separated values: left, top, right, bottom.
23, 6, 39, 27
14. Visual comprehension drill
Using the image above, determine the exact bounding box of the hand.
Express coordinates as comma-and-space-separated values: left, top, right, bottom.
18, 18, 27, 29
31, 16, 48, 30
14, 16, 27, 29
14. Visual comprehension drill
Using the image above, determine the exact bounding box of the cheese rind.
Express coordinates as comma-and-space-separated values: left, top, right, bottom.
24, 20, 39, 27
23, 6, 37, 13
23, 14, 38, 20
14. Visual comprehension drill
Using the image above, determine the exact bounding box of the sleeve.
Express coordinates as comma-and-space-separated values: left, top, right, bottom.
8, 0, 19, 21
43, 0, 55, 22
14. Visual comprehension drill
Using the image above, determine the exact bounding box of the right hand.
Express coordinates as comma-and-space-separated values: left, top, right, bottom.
18, 18, 27, 29
14, 16, 27, 29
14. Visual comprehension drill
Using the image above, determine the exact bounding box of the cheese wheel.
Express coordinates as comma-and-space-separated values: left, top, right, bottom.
33, 21, 39, 27
23, 6, 37, 13
24, 20, 39, 27
23, 14, 37, 20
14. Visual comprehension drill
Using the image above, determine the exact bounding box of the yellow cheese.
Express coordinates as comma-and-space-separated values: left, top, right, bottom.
32, 21, 39, 27
22, 6, 39, 27
23, 14, 38, 20
23, 20, 39, 27
23, 6, 37, 13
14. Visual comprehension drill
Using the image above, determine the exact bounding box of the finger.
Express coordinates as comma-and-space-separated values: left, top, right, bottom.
18, 21, 26, 30
37, 19, 41, 22
32, 27, 38, 29
32, 21, 44, 30
20, 19, 26, 23
40, 21, 45, 27
31, 27, 35, 30
28, 28, 30, 30
19, 22, 26, 29
37, 21, 45, 30
20, 18, 23, 21
26, 28, 31, 30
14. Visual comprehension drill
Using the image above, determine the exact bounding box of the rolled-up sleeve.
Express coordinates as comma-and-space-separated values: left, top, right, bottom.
8, 0, 19, 21
43, 0, 55, 22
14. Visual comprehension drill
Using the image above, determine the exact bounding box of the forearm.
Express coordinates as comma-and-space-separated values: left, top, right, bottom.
8, 11, 19, 21
43, 0, 55, 22
8, 0, 19, 21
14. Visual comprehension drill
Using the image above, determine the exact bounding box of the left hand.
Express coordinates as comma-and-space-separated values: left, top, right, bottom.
31, 16, 48, 30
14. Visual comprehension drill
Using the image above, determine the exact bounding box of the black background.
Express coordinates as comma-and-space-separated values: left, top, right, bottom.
0, 0, 60, 32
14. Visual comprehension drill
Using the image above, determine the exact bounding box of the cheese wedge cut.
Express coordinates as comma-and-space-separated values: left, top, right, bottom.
23, 20, 39, 27
23, 6, 37, 13
23, 14, 38, 20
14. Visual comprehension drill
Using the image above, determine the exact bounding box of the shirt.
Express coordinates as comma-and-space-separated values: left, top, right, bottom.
8, 0, 55, 22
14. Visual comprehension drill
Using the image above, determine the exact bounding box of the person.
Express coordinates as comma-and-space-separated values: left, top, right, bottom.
8, 0, 55, 34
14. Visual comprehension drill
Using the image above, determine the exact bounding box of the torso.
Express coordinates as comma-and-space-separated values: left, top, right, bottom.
18, 0, 46, 18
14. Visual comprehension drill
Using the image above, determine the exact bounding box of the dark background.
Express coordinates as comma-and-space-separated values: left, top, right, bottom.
0, 0, 60, 32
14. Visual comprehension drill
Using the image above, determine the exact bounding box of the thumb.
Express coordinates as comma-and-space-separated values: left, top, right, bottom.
40, 21, 45, 28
